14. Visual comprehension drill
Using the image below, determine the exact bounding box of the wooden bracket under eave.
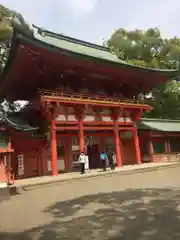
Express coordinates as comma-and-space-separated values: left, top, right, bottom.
111, 108, 121, 120
74, 106, 85, 119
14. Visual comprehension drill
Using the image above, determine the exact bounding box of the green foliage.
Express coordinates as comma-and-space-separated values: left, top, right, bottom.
145, 81, 180, 119
0, 4, 15, 41
0, 4, 29, 70
107, 28, 180, 119
0, 4, 28, 112
107, 28, 175, 69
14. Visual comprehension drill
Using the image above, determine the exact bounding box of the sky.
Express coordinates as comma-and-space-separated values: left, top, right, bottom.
1, 0, 180, 44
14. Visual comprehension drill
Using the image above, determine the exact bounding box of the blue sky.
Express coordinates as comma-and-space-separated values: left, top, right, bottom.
1, 0, 180, 44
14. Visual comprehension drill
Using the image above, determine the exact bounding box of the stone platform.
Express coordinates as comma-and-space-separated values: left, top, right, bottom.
0, 183, 10, 202
10, 162, 180, 193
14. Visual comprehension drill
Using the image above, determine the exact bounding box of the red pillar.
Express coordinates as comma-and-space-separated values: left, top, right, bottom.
133, 128, 141, 165
63, 136, 72, 172
79, 118, 84, 153
41, 146, 48, 175
114, 124, 122, 167
51, 127, 58, 176
164, 139, 169, 153
167, 140, 171, 153
148, 139, 154, 162
67, 136, 72, 172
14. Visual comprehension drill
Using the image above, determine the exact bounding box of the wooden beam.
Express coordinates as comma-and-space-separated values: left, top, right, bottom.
43, 96, 151, 110
55, 126, 134, 131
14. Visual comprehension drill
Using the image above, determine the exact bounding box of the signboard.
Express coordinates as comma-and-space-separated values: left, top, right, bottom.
72, 137, 99, 146
17, 154, 24, 176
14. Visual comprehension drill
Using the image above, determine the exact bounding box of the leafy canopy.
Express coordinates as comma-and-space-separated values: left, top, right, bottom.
0, 4, 28, 113
107, 28, 180, 119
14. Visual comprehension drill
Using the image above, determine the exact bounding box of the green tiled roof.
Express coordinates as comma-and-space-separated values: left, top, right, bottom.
12, 22, 179, 76
6, 115, 39, 131
137, 118, 180, 132
0, 113, 39, 131
35, 32, 124, 64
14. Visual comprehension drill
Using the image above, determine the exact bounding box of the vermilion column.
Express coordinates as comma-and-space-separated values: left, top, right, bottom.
51, 127, 58, 176
133, 128, 141, 165
167, 140, 171, 152
79, 118, 84, 153
67, 136, 72, 172
64, 136, 72, 172
114, 124, 122, 167
164, 139, 169, 153
148, 139, 154, 162
41, 146, 48, 175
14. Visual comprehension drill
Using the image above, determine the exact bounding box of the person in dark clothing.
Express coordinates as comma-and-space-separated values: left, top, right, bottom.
109, 152, 115, 170
100, 152, 108, 172
111, 152, 116, 170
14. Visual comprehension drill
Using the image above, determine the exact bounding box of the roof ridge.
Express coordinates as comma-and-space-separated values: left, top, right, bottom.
32, 24, 110, 53
141, 118, 180, 122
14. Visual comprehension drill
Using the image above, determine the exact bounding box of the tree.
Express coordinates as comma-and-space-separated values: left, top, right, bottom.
0, 4, 28, 112
107, 28, 180, 119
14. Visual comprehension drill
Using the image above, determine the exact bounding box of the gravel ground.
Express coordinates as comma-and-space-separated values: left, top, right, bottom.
1, 166, 180, 239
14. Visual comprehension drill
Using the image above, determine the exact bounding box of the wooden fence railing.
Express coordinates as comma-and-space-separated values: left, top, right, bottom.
38, 89, 150, 106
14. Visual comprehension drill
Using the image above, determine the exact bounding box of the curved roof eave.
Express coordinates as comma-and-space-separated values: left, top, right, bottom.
5, 117, 39, 132
4, 21, 179, 78
137, 118, 180, 132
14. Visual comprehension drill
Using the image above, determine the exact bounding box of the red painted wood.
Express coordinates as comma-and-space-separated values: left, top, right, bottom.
121, 138, 136, 165
44, 97, 151, 110
147, 139, 154, 162
55, 120, 134, 126
23, 150, 39, 178
57, 132, 114, 137
66, 136, 72, 172
114, 124, 122, 167
133, 128, 141, 165
99, 136, 105, 152
0, 159, 7, 184
83, 121, 133, 125
41, 147, 48, 175
79, 118, 84, 153
10, 131, 46, 179
51, 128, 58, 176
56, 126, 134, 131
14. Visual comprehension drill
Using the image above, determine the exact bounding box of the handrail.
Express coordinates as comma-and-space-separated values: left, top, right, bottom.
38, 89, 150, 105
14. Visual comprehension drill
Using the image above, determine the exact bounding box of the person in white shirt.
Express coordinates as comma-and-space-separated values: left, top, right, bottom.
78, 152, 86, 174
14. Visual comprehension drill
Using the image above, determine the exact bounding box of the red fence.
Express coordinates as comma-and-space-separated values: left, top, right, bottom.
38, 89, 150, 106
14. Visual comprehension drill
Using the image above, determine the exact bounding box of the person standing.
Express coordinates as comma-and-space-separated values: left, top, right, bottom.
108, 152, 114, 170
78, 152, 86, 174
111, 152, 116, 170
100, 151, 108, 172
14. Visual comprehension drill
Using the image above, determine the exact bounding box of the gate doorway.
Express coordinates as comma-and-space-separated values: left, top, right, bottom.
87, 144, 101, 169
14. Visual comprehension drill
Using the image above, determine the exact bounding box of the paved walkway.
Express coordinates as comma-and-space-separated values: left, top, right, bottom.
1, 164, 180, 239
15, 162, 180, 189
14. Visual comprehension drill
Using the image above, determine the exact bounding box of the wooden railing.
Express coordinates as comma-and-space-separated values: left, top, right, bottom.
38, 89, 150, 106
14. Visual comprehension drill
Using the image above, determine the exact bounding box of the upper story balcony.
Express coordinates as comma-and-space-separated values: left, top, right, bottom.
38, 89, 152, 110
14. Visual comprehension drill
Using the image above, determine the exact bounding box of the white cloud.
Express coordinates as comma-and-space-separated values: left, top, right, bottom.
127, 0, 180, 37
65, 0, 98, 18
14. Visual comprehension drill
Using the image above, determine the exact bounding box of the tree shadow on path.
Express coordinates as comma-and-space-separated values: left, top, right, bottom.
1, 188, 180, 239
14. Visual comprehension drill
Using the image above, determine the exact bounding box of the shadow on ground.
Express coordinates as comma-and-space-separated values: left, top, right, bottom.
1, 188, 180, 239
